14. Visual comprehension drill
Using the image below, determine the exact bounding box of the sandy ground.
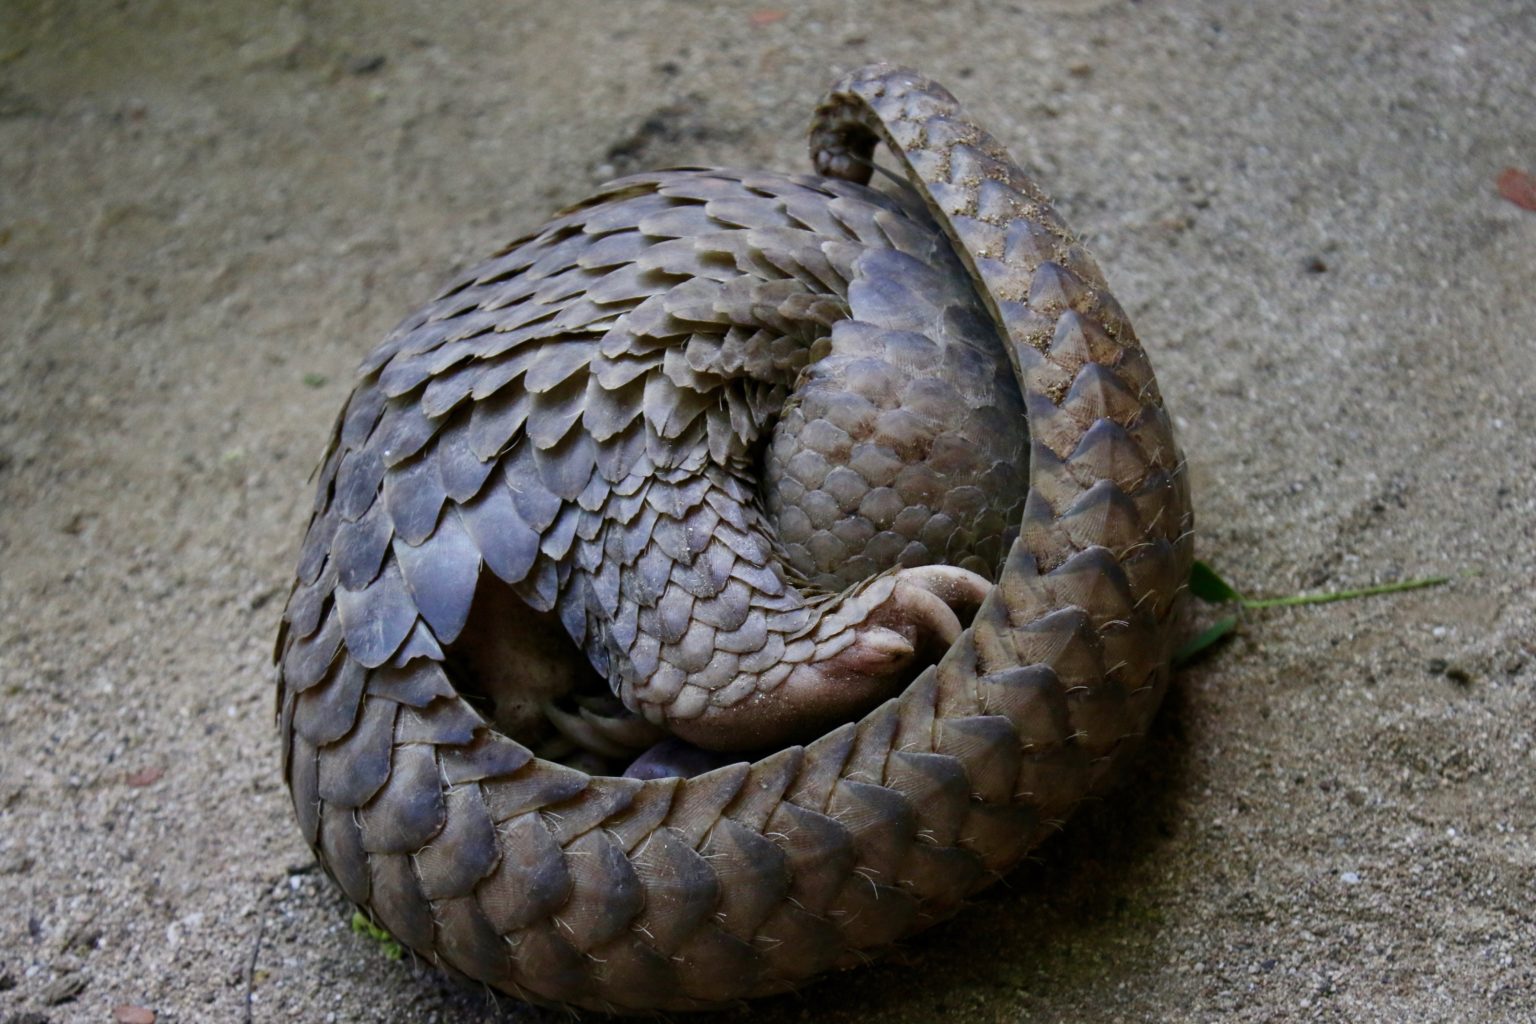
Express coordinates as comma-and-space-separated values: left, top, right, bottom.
1, 1, 1533, 1021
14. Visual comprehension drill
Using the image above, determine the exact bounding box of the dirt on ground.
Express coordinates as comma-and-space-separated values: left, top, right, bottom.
1, 1, 1533, 1021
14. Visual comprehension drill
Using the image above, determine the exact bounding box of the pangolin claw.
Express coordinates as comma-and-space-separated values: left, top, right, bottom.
664, 565, 992, 751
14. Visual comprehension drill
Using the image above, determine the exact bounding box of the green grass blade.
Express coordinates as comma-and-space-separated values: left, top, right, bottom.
1242, 574, 1450, 609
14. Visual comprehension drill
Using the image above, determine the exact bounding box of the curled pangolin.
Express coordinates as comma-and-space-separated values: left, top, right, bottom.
275, 64, 1193, 1012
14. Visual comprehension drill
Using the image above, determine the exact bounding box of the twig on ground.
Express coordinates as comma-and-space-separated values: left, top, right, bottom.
243, 891, 271, 1024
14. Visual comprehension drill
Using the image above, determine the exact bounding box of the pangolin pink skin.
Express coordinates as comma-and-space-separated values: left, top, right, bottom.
274, 64, 1193, 1013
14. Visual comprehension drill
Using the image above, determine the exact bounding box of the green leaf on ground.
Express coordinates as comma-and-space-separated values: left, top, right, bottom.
1189, 560, 1244, 604
1174, 614, 1239, 666
350, 911, 403, 960
302, 372, 329, 388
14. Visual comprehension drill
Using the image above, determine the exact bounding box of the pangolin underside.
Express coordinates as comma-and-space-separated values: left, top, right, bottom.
274, 65, 1193, 1013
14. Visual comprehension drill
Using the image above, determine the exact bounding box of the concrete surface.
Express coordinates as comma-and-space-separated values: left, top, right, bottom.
1, 1, 1533, 1021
